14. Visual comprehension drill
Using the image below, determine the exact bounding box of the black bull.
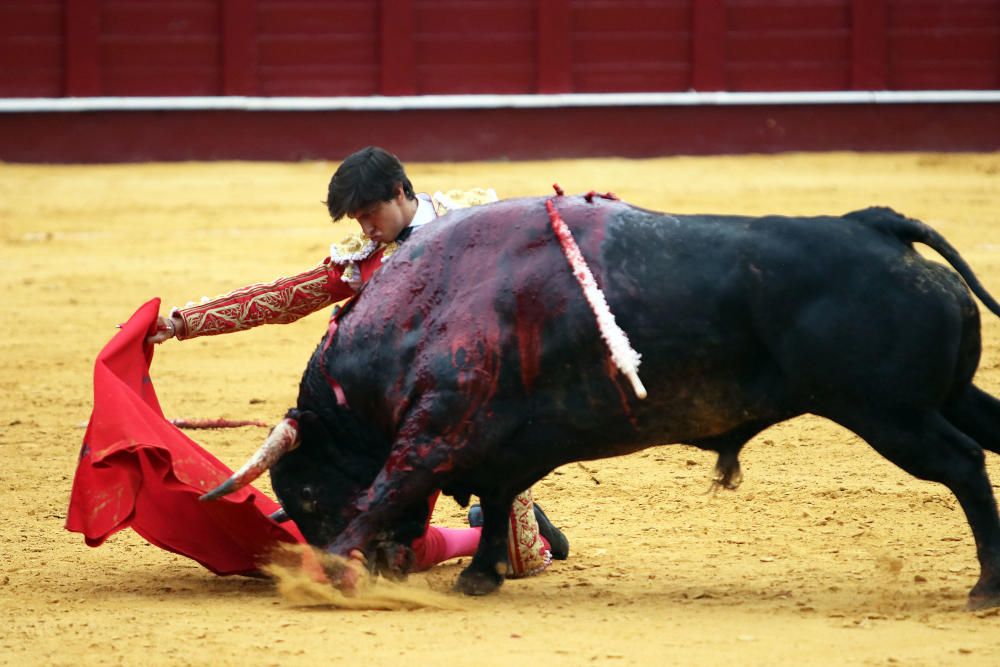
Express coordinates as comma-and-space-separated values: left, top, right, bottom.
212, 194, 1000, 607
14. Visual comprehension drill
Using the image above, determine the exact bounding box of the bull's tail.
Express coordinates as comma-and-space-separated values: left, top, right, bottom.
847, 206, 1000, 319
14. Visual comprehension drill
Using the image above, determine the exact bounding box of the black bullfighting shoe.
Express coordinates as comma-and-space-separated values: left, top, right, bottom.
467, 504, 484, 527
533, 503, 569, 561
467, 503, 570, 561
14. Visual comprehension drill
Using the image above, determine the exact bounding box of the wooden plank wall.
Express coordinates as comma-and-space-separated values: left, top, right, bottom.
0, 0, 997, 99
0, 1, 64, 96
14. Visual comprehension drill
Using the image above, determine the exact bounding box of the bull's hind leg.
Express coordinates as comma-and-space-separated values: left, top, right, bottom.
689, 420, 776, 490
944, 384, 1000, 455
454, 493, 517, 596
846, 411, 1000, 609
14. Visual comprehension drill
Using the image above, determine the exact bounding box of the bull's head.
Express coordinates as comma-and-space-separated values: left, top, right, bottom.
200, 409, 385, 547
269, 409, 386, 546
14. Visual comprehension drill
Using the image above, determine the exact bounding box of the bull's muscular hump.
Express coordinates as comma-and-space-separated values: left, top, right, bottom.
265, 195, 1000, 608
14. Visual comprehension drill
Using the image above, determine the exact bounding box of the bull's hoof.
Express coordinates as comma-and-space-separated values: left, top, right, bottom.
454, 566, 504, 596
322, 549, 368, 595
371, 541, 415, 581
967, 588, 1000, 611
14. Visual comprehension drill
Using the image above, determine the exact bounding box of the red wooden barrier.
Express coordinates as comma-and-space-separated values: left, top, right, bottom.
852, 0, 888, 89
222, 0, 256, 95
0, 1, 997, 160
64, 0, 100, 96
2, 0, 996, 98
1, 101, 996, 163
692, 0, 726, 91
537, 0, 571, 93
380, 0, 415, 95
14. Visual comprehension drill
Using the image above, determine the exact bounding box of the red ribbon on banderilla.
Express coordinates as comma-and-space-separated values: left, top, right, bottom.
545, 191, 647, 400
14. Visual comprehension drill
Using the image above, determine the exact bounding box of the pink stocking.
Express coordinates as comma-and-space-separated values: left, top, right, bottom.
410, 526, 552, 572
408, 490, 552, 573
411, 526, 480, 571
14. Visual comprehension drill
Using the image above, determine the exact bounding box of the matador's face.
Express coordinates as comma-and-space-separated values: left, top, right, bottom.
350, 184, 414, 245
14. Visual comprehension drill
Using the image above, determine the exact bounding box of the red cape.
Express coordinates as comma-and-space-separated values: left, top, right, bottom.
65, 299, 305, 575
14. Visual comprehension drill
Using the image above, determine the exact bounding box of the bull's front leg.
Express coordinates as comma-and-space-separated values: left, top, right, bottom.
322, 446, 441, 584
454, 494, 515, 595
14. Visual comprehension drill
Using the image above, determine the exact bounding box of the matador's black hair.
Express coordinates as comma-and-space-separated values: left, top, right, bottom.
325, 146, 415, 221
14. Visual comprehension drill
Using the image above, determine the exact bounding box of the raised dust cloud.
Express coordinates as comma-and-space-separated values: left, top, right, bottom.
262, 543, 463, 611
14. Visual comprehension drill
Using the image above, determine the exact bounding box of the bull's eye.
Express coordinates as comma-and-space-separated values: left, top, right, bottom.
300, 486, 317, 513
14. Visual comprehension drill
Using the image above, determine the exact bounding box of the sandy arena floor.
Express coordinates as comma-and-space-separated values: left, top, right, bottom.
3, 153, 1000, 666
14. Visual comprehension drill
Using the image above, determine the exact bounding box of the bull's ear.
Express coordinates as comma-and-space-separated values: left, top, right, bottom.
287, 408, 382, 486
287, 409, 326, 440
287, 409, 349, 465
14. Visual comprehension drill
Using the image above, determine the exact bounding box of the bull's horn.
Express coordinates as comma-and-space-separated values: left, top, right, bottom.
199, 418, 300, 501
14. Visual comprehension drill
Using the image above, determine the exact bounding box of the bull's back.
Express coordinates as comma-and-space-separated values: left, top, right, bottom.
333, 196, 975, 443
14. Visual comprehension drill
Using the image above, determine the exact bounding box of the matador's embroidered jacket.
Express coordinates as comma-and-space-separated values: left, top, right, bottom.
172, 189, 497, 340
